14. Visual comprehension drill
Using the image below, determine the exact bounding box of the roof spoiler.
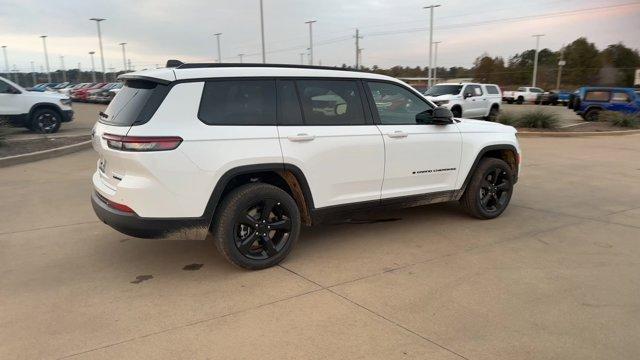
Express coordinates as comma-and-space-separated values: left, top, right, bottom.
166, 59, 184, 68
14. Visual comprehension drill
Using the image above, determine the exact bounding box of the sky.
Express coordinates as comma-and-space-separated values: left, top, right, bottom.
0, 0, 639, 73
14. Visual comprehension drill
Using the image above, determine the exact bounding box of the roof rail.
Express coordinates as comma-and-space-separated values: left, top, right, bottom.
175, 62, 361, 72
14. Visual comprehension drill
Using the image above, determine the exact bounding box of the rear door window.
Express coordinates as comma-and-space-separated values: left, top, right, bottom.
584, 91, 610, 102
100, 79, 169, 126
296, 80, 366, 125
199, 80, 276, 125
276, 80, 303, 125
485, 85, 499, 95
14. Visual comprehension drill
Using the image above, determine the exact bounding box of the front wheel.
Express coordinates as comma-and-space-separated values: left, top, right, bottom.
212, 183, 301, 270
460, 158, 514, 219
584, 109, 600, 122
485, 107, 499, 122
451, 107, 462, 118
31, 108, 61, 134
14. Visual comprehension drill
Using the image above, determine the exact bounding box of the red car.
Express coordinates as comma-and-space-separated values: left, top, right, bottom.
71, 82, 106, 102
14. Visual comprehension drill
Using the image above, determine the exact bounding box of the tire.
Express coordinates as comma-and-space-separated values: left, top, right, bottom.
451, 106, 462, 118
516, 97, 524, 105
31, 108, 61, 134
460, 158, 514, 219
485, 106, 499, 122
212, 183, 301, 270
584, 108, 600, 122
506, 99, 514, 104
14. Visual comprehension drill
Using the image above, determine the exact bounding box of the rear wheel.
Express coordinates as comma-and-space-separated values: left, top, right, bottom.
31, 108, 61, 134
212, 183, 301, 270
584, 108, 600, 122
485, 106, 499, 122
460, 158, 514, 219
516, 96, 524, 104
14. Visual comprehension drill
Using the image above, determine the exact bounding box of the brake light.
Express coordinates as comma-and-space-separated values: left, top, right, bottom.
95, 192, 135, 213
102, 134, 182, 152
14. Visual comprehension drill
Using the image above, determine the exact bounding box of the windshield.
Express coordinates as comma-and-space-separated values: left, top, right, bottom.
424, 85, 463, 96
100, 79, 169, 126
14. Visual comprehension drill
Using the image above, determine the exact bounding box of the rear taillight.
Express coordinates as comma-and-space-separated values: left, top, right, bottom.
96, 192, 135, 213
102, 134, 182, 152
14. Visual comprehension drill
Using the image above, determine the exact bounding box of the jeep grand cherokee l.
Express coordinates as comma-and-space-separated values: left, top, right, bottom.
91, 62, 521, 270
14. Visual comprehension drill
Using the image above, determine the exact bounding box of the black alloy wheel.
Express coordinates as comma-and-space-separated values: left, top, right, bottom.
234, 199, 292, 260
478, 167, 511, 214
32, 109, 61, 133
213, 183, 301, 270
460, 157, 514, 219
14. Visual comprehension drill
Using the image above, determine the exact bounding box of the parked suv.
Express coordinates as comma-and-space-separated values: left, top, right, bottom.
424, 83, 502, 121
574, 87, 639, 121
502, 87, 544, 104
91, 63, 521, 270
0, 76, 73, 133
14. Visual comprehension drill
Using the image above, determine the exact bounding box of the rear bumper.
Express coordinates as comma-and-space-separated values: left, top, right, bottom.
91, 191, 210, 240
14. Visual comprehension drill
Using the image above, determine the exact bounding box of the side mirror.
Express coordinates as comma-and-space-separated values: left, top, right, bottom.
432, 106, 454, 124
5, 87, 20, 94
463, 92, 473, 99
416, 107, 454, 125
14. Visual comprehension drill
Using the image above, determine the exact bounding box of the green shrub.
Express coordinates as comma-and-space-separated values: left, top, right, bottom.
516, 110, 560, 129
600, 111, 639, 128
497, 112, 518, 126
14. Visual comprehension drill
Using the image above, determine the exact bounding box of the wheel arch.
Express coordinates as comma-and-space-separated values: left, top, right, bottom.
203, 163, 315, 227
456, 144, 519, 199
28, 102, 63, 120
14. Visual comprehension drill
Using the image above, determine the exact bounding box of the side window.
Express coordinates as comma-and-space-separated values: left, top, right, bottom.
0, 79, 13, 93
531, 88, 543, 93
296, 80, 366, 125
485, 85, 499, 95
517, 87, 526, 92
611, 92, 630, 103
584, 91, 610, 102
367, 81, 432, 125
464, 85, 481, 97
198, 80, 276, 125
277, 80, 303, 125
472, 85, 483, 96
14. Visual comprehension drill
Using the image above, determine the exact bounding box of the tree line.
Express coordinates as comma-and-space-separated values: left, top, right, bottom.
346, 37, 640, 89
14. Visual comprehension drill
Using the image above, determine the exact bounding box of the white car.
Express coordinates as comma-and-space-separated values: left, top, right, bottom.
91, 62, 521, 270
424, 83, 502, 121
502, 86, 544, 104
0, 76, 74, 133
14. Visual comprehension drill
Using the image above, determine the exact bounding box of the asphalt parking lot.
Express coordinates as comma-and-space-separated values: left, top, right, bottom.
1, 121, 639, 359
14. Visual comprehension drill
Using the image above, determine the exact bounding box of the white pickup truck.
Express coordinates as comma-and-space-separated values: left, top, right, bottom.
502, 87, 544, 104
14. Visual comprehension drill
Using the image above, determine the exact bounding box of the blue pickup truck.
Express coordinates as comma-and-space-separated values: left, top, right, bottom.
572, 87, 639, 121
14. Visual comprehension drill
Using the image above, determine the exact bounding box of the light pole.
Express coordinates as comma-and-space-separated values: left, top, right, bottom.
556, 45, 565, 91
1, 46, 9, 81
259, 0, 266, 63
423, 4, 440, 88
60, 55, 67, 82
238, 53, 244, 63
30, 61, 36, 86
305, 20, 316, 65
214, 33, 222, 63
40, 35, 52, 82
433, 41, 441, 85
354, 29, 363, 69
531, 34, 544, 87
90, 18, 107, 82
119, 42, 127, 71
89, 51, 96, 82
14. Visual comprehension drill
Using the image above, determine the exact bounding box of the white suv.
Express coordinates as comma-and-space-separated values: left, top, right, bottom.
424, 83, 502, 121
0, 76, 74, 133
91, 62, 520, 269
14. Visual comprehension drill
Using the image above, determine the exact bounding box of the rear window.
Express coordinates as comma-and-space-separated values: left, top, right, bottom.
100, 80, 169, 126
584, 91, 610, 102
485, 85, 500, 95
198, 80, 276, 125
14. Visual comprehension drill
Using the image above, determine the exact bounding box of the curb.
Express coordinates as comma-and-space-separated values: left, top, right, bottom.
517, 129, 640, 137
0, 140, 92, 168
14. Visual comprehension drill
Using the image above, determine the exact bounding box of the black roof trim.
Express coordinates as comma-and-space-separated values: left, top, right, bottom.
176, 62, 362, 72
